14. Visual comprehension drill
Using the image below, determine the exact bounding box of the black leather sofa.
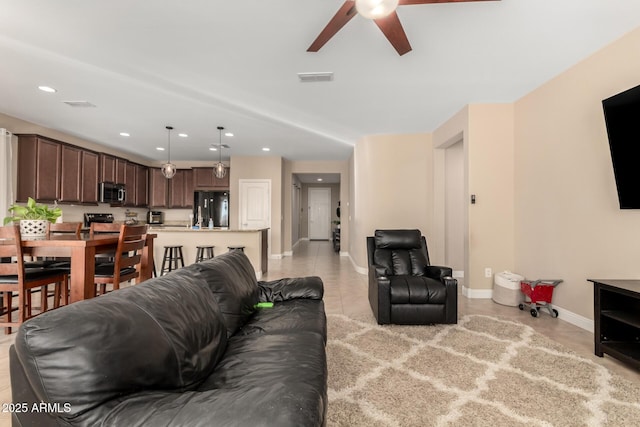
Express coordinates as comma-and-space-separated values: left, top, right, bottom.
10, 251, 327, 427
367, 229, 457, 325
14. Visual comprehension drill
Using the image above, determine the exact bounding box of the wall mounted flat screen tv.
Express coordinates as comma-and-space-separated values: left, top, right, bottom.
602, 84, 640, 209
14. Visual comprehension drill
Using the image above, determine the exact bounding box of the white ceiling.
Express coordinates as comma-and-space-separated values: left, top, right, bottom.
1, 0, 640, 163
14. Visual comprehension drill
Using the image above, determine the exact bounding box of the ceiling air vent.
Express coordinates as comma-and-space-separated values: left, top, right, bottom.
63, 101, 97, 108
297, 72, 334, 83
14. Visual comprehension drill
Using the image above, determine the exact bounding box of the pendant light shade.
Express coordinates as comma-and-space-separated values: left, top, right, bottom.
161, 125, 176, 179
355, 0, 399, 19
214, 126, 226, 179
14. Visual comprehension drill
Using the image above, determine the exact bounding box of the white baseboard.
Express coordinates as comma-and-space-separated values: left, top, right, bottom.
339, 251, 349, 257
466, 287, 595, 333
269, 253, 283, 260
283, 251, 293, 257
462, 286, 493, 299
350, 254, 368, 275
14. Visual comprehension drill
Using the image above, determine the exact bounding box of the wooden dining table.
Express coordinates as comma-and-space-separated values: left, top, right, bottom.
20, 233, 156, 303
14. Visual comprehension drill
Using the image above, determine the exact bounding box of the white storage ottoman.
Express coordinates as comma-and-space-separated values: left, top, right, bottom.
493, 271, 525, 306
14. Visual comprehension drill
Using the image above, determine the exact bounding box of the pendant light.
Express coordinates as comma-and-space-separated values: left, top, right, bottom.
214, 126, 226, 179
161, 125, 176, 179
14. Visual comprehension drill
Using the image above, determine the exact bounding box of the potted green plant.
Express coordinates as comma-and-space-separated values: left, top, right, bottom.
3, 197, 62, 239
332, 219, 341, 229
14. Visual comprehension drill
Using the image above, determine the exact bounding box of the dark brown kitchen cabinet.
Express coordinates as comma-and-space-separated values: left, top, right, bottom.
148, 168, 168, 208
135, 164, 148, 207
168, 169, 193, 208
59, 145, 82, 203
193, 167, 230, 190
17, 134, 101, 205
99, 154, 127, 184
81, 150, 99, 203
17, 135, 61, 202
123, 161, 137, 207
99, 154, 116, 183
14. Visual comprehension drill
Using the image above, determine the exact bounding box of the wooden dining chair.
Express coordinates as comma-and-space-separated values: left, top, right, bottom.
94, 224, 148, 295
0, 224, 68, 334
39, 222, 83, 306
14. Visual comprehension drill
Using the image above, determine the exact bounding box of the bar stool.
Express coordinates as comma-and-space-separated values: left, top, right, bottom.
161, 246, 185, 275
195, 246, 215, 263
227, 246, 245, 253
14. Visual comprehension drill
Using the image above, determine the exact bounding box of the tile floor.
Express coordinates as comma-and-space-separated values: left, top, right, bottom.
0, 240, 638, 426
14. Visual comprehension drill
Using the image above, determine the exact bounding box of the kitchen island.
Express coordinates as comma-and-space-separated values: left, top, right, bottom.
150, 227, 268, 278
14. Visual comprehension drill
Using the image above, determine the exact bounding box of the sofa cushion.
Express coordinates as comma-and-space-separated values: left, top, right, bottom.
192, 251, 259, 337
14, 270, 228, 419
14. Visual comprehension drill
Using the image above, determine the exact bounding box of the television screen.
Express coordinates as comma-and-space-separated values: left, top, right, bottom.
602, 84, 640, 209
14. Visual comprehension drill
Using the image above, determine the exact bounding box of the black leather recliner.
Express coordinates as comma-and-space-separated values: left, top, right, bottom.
367, 229, 458, 325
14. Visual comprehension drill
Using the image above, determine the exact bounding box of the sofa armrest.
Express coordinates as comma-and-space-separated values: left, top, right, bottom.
258, 276, 324, 302
425, 265, 453, 281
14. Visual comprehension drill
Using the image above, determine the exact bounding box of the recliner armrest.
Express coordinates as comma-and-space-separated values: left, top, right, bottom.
370, 264, 388, 278
425, 265, 454, 281
257, 276, 324, 302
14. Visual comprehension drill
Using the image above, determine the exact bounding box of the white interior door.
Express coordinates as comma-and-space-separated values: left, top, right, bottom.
308, 187, 331, 240
239, 179, 271, 230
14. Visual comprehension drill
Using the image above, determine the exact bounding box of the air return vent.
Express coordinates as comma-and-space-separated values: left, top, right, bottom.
63, 101, 97, 108
297, 72, 334, 83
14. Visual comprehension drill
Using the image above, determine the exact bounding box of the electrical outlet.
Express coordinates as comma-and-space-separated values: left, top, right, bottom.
484, 268, 492, 278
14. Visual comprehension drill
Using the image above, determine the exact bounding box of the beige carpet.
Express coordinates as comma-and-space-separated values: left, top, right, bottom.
326, 314, 640, 427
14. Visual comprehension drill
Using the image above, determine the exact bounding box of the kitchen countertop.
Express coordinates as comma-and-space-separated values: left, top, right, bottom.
148, 226, 268, 232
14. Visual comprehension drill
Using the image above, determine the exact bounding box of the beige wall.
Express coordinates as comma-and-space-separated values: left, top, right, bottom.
513, 27, 640, 320
433, 105, 515, 294
229, 156, 283, 257
350, 133, 433, 270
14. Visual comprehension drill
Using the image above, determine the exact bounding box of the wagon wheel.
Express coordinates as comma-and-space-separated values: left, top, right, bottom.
551, 309, 559, 318
518, 303, 524, 310
530, 308, 538, 317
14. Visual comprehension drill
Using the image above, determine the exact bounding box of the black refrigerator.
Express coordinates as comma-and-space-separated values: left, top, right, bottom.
193, 191, 229, 227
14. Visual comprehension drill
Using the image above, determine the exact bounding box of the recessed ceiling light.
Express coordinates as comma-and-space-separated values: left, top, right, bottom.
225, 132, 234, 137
38, 85, 57, 93
156, 147, 165, 151
262, 147, 270, 152
209, 147, 217, 151
317, 178, 323, 182
119, 132, 130, 137
178, 133, 188, 138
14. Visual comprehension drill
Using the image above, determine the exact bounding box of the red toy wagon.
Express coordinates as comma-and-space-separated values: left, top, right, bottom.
518, 280, 563, 318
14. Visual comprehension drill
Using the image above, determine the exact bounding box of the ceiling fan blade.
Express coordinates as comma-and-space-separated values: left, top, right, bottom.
307, 1, 358, 52
399, 0, 499, 5
374, 12, 412, 56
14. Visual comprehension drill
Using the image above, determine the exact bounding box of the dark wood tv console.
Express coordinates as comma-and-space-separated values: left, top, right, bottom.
589, 279, 640, 369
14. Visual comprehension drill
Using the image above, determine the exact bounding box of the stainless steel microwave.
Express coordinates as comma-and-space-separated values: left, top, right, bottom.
99, 182, 126, 204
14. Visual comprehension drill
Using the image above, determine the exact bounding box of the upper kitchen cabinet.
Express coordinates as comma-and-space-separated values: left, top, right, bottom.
99, 153, 127, 183
59, 144, 82, 203
148, 168, 168, 208
168, 169, 194, 208
193, 167, 230, 190
17, 134, 100, 204
123, 161, 137, 207
81, 150, 99, 204
135, 164, 148, 207
17, 135, 61, 202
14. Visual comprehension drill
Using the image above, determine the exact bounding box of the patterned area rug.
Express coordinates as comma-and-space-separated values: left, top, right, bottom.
326, 314, 640, 426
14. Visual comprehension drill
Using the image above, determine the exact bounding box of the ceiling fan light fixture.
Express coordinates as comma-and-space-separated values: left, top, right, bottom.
213, 126, 227, 179
161, 125, 177, 179
355, 0, 399, 19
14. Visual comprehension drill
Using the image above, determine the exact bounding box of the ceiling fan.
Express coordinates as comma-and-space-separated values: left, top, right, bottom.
307, 0, 499, 56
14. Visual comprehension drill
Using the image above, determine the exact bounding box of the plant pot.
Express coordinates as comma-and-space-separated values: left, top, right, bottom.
19, 219, 48, 240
